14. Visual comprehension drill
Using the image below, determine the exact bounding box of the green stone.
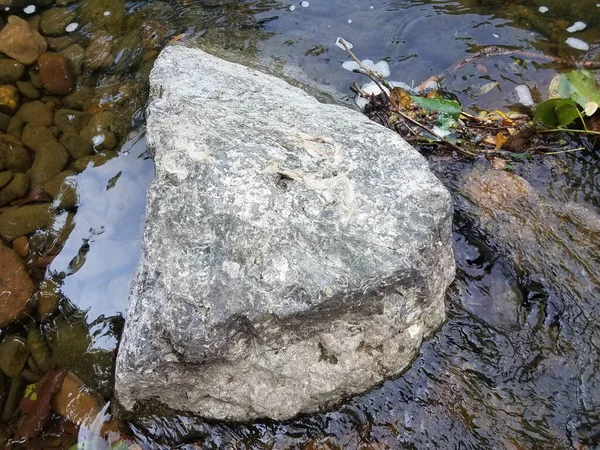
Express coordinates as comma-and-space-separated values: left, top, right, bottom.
0, 336, 30, 379
0, 173, 29, 206
0, 203, 54, 241
47, 316, 91, 369
27, 329, 52, 372
30, 140, 69, 188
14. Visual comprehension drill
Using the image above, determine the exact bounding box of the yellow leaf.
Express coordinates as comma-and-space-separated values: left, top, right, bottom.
495, 132, 508, 150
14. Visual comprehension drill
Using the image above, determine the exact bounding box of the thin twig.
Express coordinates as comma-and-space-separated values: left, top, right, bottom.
542, 147, 586, 155
416, 45, 600, 92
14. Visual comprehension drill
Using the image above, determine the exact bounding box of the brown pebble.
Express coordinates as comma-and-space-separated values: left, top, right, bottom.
12, 236, 30, 258
38, 53, 74, 95
0, 16, 47, 65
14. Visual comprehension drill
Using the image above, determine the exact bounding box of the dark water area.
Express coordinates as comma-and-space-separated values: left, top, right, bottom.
0, 0, 599, 448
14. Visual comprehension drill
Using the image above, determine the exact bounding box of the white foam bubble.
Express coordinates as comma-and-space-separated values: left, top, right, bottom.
493, 33, 500, 38
335, 37, 353, 50
348, 19, 352, 23
301, 1, 309, 7
342, 61, 360, 71
514, 85, 534, 106
23, 5, 36, 14
566, 21, 586, 33
566, 37, 589, 50
538, 6, 548, 13
289, 4, 295, 10
65, 22, 78, 33
342, 59, 390, 77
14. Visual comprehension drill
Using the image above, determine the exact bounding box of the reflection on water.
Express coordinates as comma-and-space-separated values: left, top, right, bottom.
0, 0, 599, 447
48, 130, 153, 339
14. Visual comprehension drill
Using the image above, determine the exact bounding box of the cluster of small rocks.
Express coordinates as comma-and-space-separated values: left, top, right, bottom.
0, 0, 170, 325
0, 0, 177, 445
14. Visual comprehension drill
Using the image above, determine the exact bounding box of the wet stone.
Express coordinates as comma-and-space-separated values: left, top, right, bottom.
71, 151, 117, 172
46, 36, 74, 52
0, 172, 29, 206
60, 132, 93, 159
36, 278, 61, 321
61, 86, 93, 110
44, 170, 78, 209
11, 235, 29, 258
0, 85, 19, 115
30, 139, 69, 188
0, 245, 34, 327
0, 113, 10, 132
40, 7, 77, 36
0, 140, 31, 173
0, 16, 47, 65
16, 101, 54, 127
0, 59, 26, 84
21, 122, 56, 152
0, 336, 30, 378
38, 53, 75, 95
6, 116, 23, 139
55, 109, 91, 134
48, 316, 91, 369
0, 171, 12, 189
0, 203, 54, 241
60, 44, 84, 76
27, 329, 52, 372
16, 81, 41, 100
80, 126, 117, 151
84, 33, 113, 71
81, 0, 126, 32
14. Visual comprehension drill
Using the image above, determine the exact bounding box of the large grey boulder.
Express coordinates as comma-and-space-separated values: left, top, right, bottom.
115, 45, 455, 421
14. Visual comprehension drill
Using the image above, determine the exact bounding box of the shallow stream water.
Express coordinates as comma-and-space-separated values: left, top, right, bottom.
0, 0, 599, 448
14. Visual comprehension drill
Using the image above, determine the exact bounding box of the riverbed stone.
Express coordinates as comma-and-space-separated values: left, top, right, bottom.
0, 172, 29, 206
0, 85, 19, 115
0, 203, 53, 241
0, 16, 47, 65
39, 7, 76, 36
30, 140, 69, 188
16, 81, 41, 100
0, 171, 12, 189
0, 140, 31, 173
16, 101, 54, 127
0, 245, 34, 327
44, 170, 77, 209
0, 59, 25, 85
0, 336, 30, 378
81, 0, 126, 32
60, 132, 92, 159
115, 45, 455, 421
38, 53, 75, 95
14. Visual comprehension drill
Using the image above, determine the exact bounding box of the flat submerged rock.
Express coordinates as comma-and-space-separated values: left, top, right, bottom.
115, 45, 455, 421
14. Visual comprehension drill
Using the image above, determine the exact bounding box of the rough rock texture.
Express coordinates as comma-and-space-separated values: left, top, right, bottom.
115, 45, 455, 421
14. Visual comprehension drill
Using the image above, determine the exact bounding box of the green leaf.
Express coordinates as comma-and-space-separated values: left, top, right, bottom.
557, 70, 600, 108
409, 96, 462, 119
534, 98, 581, 128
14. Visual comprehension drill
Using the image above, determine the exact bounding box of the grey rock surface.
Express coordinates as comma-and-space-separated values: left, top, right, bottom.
115, 45, 455, 421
